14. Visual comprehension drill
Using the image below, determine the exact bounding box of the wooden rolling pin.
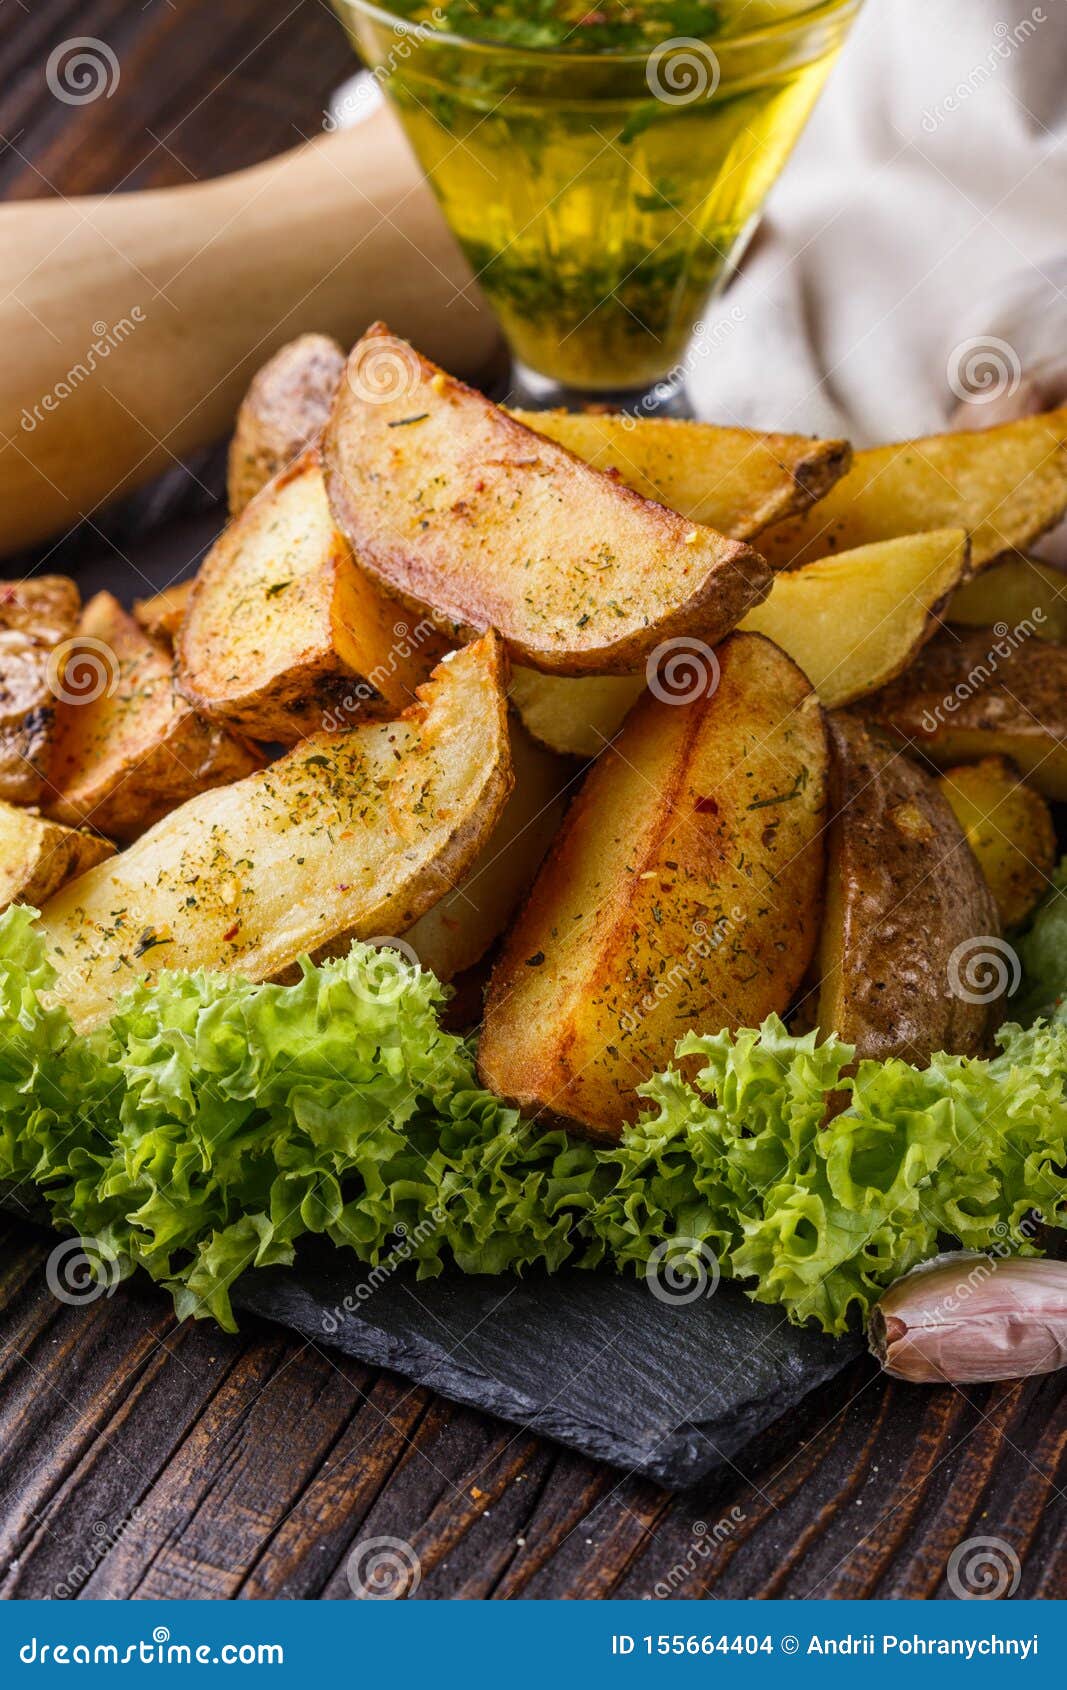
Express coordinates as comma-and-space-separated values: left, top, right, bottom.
0, 102, 499, 555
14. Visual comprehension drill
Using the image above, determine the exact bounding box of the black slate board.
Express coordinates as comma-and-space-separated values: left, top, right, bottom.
233, 1253, 860, 1487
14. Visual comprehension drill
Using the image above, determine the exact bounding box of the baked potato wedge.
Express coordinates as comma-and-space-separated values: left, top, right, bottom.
509, 528, 968, 758
947, 553, 1067, 643
0, 802, 114, 910
938, 757, 1056, 929
862, 628, 1067, 800
133, 580, 196, 646
478, 633, 829, 1142
816, 714, 1002, 1065
759, 408, 1067, 573
228, 332, 345, 516
402, 721, 571, 980
43, 592, 261, 843
178, 452, 444, 742
512, 411, 851, 537
39, 633, 513, 1029
323, 324, 771, 675
0, 575, 81, 805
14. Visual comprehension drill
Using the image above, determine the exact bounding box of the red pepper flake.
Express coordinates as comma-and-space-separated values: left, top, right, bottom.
694, 795, 718, 814
222, 923, 240, 942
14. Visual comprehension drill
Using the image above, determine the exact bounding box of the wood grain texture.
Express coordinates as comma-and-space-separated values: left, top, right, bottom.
0, 0, 1063, 1603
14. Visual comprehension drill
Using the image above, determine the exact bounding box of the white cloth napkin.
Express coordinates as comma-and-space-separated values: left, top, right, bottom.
696, 0, 1067, 450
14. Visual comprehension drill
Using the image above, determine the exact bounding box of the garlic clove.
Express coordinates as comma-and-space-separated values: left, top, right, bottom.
868, 1252, 1067, 1384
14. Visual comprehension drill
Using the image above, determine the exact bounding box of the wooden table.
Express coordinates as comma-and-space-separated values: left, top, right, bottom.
0, 0, 1064, 1602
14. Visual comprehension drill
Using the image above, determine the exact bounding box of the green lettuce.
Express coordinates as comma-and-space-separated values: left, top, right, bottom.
1, 879, 1065, 1337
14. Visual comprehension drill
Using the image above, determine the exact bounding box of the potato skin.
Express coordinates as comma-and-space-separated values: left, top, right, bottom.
816, 714, 1002, 1065
0, 576, 81, 805
478, 633, 829, 1142
133, 580, 196, 646
0, 802, 114, 910
228, 333, 344, 516
862, 627, 1067, 800
43, 593, 261, 843
938, 757, 1056, 929
324, 324, 771, 676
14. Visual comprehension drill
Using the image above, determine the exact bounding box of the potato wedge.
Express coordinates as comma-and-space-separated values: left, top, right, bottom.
816, 714, 1002, 1064
742, 528, 968, 707
511, 412, 851, 537
947, 553, 1067, 643
39, 634, 512, 1028
323, 325, 770, 675
402, 721, 571, 980
0, 575, 81, 805
178, 452, 444, 743
0, 802, 114, 910
758, 408, 1067, 573
862, 627, 1067, 800
43, 592, 261, 843
938, 757, 1056, 929
510, 528, 968, 758
133, 579, 196, 646
478, 633, 829, 1142
228, 333, 345, 516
